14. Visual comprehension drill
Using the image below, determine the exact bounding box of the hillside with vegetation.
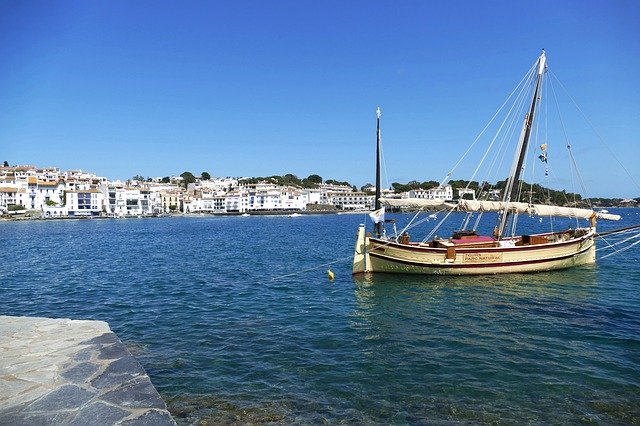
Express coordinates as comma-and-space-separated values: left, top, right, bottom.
386, 178, 638, 207
238, 174, 356, 190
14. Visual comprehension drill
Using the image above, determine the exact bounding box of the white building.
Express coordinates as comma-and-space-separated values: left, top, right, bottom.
325, 191, 372, 210
276, 186, 307, 210
26, 177, 66, 210
225, 189, 249, 213
408, 185, 453, 201
0, 185, 21, 212
186, 196, 226, 213
0, 174, 66, 211
65, 189, 104, 217
187, 177, 238, 195
105, 186, 163, 216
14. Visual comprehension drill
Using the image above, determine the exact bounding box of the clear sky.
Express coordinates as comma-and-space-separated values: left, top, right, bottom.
1, 1, 638, 197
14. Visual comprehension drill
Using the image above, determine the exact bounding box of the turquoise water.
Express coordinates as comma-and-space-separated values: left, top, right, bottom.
1, 210, 639, 424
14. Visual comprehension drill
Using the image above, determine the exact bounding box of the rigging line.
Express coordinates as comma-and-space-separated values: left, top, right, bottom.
461, 212, 472, 231
472, 211, 483, 232
538, 79, 555, 228
549, 69, 640, 194
595, 225, 640, 252
567, 147, 587, 208
511, 81, 550, 237
467, 65, 538, 193
495, 70, 536, 189
512, 178, 531, 236
397, 208, 425, 237
442, 60, 538, 186
540, 157, 573, 232
595, 231, 640, 252
595, 223, 640, 238
271, 256, 353, 281
465, 70, 535, 192
476, 67, 535, 192
474, 70, 536, 205
396, 208, 442, 237
598, 237, 640, 260
549, 80, 584, 227
528, 76, 547, 206
424, 206, 457, 242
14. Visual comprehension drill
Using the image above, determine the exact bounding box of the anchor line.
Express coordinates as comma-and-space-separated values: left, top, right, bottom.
271, 256, 353, 281
598, 237, 640, 260
595, 223, 640, 238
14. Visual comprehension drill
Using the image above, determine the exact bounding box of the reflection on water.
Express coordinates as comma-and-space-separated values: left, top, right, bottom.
353, 265, 599, 301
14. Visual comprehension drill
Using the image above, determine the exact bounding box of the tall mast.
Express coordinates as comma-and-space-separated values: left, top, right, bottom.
496, 50, 546, 239
374, 106, 382, 237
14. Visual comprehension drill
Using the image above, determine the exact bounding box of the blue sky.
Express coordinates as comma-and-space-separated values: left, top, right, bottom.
1, 1, 638, 197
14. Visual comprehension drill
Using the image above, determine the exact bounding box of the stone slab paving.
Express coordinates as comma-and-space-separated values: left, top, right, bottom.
0, 316, 175, 425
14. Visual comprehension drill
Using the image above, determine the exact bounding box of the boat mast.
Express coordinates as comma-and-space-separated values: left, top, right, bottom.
496, 50, 546, 239
374, 107, 382, 237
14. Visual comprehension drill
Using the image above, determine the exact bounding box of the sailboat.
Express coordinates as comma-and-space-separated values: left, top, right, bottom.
353, 50, 625, 275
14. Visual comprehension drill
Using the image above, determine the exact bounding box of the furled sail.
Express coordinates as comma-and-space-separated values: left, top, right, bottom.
380, 197, 620, 221
379, 198, 453, 209
531, 204, 620, 221
456, 200, 621, 221
457, 200, 530, 214
594, 211, 622, 221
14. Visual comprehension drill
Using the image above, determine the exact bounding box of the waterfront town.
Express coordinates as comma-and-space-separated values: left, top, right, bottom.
0, 164, 465, 218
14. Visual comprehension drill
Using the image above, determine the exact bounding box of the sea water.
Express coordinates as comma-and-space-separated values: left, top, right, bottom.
1, 210, 639, 423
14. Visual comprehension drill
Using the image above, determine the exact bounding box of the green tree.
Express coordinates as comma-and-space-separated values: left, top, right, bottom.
306, 174, 322, 184
391, 182, 410, 193
448, 180, 479, 190
301, 174, 322, 188
325, 179, 352, 187
421, 180, 440, 189
201, 171, 211, 180
161, 176, 170, 183
180, 171, 196, 188
3, 161, 8, 167
132, 175, 145, 181
281, 173, 301, 186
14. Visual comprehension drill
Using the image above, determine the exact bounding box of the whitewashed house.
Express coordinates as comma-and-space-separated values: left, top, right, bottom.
326, 191, 371, 210
65, 189, 104, 217
225, 189, 249, 213
408, 185, 453, 201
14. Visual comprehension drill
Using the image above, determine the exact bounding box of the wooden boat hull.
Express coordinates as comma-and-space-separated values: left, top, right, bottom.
352, 225, 596, 275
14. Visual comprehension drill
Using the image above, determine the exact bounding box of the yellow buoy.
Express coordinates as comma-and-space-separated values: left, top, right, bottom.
327, 269, 335, 281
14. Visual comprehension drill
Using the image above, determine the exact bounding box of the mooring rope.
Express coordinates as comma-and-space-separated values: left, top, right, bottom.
598, 236, 640, 260
596, 231, 640, 253
270, 256, 353, 281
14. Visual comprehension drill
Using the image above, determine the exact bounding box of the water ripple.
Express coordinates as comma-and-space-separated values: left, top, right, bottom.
2, 212, 640, 424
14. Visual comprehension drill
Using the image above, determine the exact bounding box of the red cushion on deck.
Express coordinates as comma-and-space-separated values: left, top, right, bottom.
451, 236, 495, 245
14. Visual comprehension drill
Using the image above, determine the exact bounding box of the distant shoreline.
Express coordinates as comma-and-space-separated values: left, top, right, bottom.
0, 209, 371, 221
2, 206, 637, 222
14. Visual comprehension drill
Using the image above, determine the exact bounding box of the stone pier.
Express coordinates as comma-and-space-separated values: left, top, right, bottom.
0, 315, 175, 425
